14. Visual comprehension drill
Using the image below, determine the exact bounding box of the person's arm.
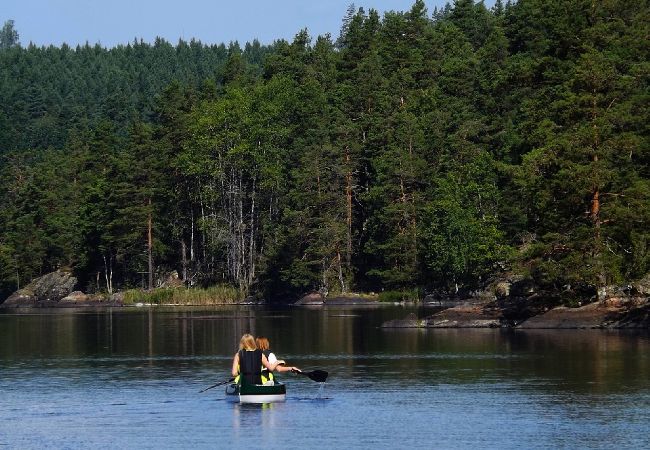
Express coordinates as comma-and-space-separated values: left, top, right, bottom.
262, 354, 297, 373
231, 352, 240, 377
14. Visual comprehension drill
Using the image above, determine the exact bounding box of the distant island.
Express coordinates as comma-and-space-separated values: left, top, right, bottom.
0, 1, 648, 311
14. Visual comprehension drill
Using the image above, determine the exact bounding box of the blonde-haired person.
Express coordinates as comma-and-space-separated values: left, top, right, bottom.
256, 336, 286, 384
231, 334, 297, 385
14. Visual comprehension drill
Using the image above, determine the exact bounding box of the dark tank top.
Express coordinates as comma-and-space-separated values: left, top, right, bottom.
238, 349, 262, 384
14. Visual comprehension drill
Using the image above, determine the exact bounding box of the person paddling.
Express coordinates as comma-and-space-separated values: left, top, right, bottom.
231, 334, 297, 385
256, 336, 285, 385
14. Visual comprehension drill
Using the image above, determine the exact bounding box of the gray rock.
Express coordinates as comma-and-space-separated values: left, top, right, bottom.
294, 292, 325, 305
633, 274, 650, 296
518, 298, 649, 329
424, 306, 503, 328
518, 304, 607, 329
381, 306, 505, 328
381, 313, 424, 328
2, 270, 77, 307
110, 292, 125, 303
2, 292, 36, 307
426, 317, 502, 328
612, 302, 650, 328
59, 291, 89, 304
58, 290, 123, 307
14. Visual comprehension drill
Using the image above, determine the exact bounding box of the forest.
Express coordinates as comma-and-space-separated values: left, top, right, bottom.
0, 0, 648, 303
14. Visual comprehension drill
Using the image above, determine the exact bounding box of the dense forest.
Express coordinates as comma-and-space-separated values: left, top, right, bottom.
0, 0, 648, 303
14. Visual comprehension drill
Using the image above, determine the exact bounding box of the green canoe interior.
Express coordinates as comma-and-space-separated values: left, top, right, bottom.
227, 376, 287, 396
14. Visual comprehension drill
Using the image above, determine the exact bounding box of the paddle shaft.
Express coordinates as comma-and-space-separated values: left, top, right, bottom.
199, 377, 235, 393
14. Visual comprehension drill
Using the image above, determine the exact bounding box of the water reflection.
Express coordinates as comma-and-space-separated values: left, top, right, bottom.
1, 306, 649, 397
1, 306, 649, 449
232, 402, 283, 437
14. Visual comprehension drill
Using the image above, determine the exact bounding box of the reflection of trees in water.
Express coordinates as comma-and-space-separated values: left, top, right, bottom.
510, 330, 650, 394
376, 329, 650, 394
0, 308, 648, 395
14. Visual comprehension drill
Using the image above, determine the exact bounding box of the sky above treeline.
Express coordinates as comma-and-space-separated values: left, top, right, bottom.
2, 0, 495, 48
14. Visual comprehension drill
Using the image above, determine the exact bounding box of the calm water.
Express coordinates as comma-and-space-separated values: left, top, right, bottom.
1, 305, 649, 449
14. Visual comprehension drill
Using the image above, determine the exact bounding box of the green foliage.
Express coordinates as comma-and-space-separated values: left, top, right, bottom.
0, 20, 19, 49
509, 0, 650, 287
1, 0, 648, 305
422, 181, 510, 286
377, 289, 420, 303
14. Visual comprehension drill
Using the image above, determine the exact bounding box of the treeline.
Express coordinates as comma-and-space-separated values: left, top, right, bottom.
0, 0, 648, 302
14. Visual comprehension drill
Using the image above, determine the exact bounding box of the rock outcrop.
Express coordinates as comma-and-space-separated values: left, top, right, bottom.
381, 313, 424, 328
426, 305, 502, 328
58, 291, 90, 305
382, 279, 649, 329
382, 305, 503, 328
519, 297, 649, 329
294, 291, 380, 306
294, 292, 325, 305
2, 270, 77, 307
1, 270, 124, 307
57, 290, 122, 307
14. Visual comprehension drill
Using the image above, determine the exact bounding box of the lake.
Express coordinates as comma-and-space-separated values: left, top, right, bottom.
1, 305, 649, 449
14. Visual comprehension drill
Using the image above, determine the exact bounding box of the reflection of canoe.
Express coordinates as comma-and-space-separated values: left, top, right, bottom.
225, 377, 286, 403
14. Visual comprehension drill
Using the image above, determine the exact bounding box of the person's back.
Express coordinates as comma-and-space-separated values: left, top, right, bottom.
238, 348, 263, 385
232, 334, 297, 386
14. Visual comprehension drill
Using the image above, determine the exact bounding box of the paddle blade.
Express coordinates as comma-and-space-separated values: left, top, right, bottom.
306, 370, 328, 383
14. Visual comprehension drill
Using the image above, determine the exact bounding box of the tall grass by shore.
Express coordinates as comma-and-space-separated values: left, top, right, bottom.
377, 289, 420, 303
122, 285, 243, 305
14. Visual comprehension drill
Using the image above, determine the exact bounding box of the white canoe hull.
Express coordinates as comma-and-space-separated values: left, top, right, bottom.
225, 382, 287, 404
239, 393, 286, 404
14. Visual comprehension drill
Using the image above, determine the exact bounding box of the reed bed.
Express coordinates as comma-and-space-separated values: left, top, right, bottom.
123, 285, 243, 305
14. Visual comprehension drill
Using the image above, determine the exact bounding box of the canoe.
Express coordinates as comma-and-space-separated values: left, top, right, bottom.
225, 377, 286, 404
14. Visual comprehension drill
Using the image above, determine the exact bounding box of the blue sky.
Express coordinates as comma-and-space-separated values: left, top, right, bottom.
2, 0, 495, 48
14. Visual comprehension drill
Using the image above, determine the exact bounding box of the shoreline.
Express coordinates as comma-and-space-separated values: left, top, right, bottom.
2, 298, 649, 330
2, 269, 648, 329
381, 297, 650, 330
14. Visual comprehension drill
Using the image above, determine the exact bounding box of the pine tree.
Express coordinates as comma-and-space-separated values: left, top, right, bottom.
513, 0, 650, 287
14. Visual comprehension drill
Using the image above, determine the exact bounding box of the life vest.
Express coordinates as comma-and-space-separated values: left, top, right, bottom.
261, 349, 275, 384
238, 349, 262, 385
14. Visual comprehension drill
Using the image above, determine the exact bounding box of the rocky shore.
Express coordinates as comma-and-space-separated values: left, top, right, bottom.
382, 277, 650, 330
4, 270, 649, 329
293, 291, 380, 306
0, 270, 123, 308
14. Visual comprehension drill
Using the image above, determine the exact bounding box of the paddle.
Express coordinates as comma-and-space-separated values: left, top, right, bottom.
199, 377, 235, 393
292, 369, 328, 383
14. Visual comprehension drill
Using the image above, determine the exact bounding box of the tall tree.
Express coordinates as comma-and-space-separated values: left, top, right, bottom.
0, 20, 19, 49
515, 0, 650, 287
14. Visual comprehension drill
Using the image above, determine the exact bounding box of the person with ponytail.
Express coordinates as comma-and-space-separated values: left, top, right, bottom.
231, 334, 297, 385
